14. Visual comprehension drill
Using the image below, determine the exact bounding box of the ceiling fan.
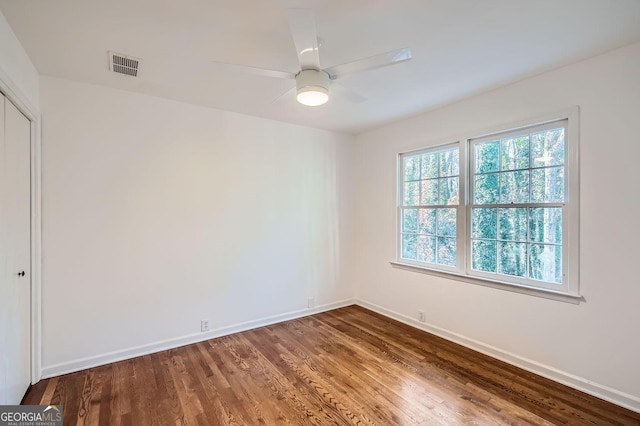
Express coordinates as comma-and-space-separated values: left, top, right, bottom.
212, 8, 412, 107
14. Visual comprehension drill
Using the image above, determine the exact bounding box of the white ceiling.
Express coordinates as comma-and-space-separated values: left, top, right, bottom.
2, 0, 640, 134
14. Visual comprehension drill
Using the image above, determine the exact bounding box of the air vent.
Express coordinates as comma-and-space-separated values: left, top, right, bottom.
108, 51, 141, 77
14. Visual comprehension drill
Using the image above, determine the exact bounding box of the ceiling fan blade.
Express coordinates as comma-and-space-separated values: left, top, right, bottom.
331, 82, 367, 104
270, 86, 296, 105
287, 8, 321, 70
211, 61, 295, 80
324, 47, 412, 80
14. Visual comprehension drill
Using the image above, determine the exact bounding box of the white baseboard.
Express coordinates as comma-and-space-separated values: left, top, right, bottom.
40, 298, 356, 379
355, 299, 640, 414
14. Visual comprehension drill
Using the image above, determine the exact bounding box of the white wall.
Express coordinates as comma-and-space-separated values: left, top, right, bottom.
0, 10, 38, 112
354, 42, 640, 410
40, 76, 355, 375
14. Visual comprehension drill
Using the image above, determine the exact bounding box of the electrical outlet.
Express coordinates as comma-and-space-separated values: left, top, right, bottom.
418, 310, 426, 322
308, 297, 315, 308
201, 319, 210, 332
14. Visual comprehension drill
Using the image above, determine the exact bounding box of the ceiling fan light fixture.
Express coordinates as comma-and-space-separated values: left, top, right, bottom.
295, 69, 330, 106
297, 86, 329, 106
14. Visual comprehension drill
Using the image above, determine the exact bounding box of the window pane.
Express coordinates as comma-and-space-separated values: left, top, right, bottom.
475, 141, 499, 173
532, 128, 564, 167
438, 177, 459, 205
439, 148, 459, 177
404, 181, 420, 206
421, 152, 439, 179
501, 135, 530, 171
498, 242, 526, 277
531, 166, 564, 203
402, 209, 418, 233
437, 208, 456, 237
401, 233, 417, 260
417, 236, 436, 263
403, 155, 421, 181
475, 173, 499, 204
529, 208, 562, 244
472, 208, 497, 239
472, 240, 496, 272
437, 237, 456, 266
421, 179, 439, 205
500, 170, 529, 204
529, 244, 562, 284
498, 208, 527, 242
418, 208, 436, 235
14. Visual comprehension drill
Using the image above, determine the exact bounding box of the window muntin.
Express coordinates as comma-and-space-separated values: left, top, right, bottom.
400, 145, 459, 268
397, 114, 577, 297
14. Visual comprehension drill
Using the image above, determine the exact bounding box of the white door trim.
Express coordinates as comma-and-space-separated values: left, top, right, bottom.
0, 67, 42, 386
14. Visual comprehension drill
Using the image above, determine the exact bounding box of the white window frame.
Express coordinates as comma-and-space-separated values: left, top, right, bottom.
392, 107, 581, 304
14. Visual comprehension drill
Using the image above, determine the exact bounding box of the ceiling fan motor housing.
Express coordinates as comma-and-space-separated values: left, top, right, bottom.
296, 69, 330, 91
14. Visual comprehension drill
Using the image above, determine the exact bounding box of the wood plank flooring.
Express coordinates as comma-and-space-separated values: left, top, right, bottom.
23, 305, 640, 425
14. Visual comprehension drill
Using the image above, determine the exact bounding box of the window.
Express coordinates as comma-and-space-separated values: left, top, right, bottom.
400, 145, 460, 268
396, 111, 579, 300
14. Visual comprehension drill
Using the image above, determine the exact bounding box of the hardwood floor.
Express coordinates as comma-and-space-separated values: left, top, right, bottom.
24, 305, 640, 425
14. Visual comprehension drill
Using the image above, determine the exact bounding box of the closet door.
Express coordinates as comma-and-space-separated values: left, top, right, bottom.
0, 93, 31, 404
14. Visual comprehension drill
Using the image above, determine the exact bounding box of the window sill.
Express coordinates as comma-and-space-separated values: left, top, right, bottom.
389, 261, 584, 305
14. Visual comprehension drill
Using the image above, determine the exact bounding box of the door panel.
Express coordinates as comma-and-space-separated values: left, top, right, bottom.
0, 94, 31, 404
